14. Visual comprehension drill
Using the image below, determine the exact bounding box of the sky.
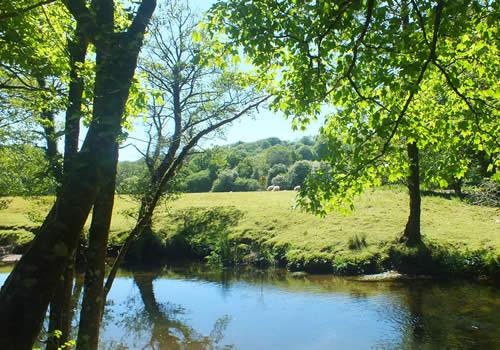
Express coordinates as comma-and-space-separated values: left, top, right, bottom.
120, 110, 324, 161
119, 0, 325, 161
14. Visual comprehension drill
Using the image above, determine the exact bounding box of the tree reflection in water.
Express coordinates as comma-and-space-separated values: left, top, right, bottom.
102, 272, 232, 350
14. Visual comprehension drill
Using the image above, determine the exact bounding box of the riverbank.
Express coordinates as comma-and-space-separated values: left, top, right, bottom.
0, 187, 499, 278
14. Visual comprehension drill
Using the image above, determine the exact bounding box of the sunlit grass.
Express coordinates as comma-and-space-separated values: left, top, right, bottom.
1, 187, 498, 257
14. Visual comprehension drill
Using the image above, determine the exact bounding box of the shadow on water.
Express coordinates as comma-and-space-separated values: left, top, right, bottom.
1, 265, 499, 349
99, 270, 233, 349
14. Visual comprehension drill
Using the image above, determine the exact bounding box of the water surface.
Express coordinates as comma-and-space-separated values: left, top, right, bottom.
1, 265, 499, 349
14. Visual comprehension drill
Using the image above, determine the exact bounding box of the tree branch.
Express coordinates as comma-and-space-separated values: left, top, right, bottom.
61, 0, 98, 40
128, 0, 157, 36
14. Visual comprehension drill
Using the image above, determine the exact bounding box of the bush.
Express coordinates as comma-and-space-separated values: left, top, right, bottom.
184, 170, 213, 193
211, 170, 237, 192
296, 145, 314, 160
288, 160, 313, 187
265, 145, 293, 167
233, 178, 260, 191
271, 174, 289, 189
266, 163, 288, 185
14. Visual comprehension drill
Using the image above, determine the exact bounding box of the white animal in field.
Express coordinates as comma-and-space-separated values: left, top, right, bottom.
294, 185, 301, 191
267, 185, 274, 191
272, 185, 280, 191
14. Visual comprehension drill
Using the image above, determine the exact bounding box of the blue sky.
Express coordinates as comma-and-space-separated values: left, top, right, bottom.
119, 0, 324, 161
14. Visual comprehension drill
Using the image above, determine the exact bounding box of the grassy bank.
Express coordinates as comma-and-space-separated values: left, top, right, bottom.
0, 187, 499, 276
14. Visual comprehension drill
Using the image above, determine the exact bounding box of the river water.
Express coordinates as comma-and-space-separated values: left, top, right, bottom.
1, 265, 499, 349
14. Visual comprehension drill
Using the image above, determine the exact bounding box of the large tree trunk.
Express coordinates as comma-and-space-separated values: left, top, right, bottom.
46, 25, 89, 350
401, 142, 422, 246
0, 24, 154, 350
0, 153, 99, 349
63, 26, 89, 173
46, 259, 75, 350
76, 143, 118, 350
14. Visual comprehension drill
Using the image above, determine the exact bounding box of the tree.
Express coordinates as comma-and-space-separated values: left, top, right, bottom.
265, 144, 293, 167
288, 160, 313, 188
212, 170, 237, 192
0, 144, 57, 196
271, 174, 289, 189
184, 170, 213, 192
233, 177, 260, 191
207, 0, 499, 246
266, 163, 288, 186
0, 0, 157, 348
100, 0, 268, 312
296, 145, 314, 161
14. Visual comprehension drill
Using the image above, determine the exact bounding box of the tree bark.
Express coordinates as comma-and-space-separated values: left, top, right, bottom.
46, 25, 89, 350
0, 2, 156, 345
401, 141, 422, 246
76, 143, 118, 350
46, 258, 75, 350
64, 25, 89, 172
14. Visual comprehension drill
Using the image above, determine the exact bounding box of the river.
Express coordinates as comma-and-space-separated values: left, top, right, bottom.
1, 265, 499, 349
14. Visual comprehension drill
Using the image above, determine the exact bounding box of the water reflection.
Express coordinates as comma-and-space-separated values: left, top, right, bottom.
384, 281, 500, 349
1, 266, 499, 349
99, 271, 233, 349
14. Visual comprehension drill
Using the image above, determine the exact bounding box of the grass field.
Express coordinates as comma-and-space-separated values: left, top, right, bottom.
1, 187, 499, 275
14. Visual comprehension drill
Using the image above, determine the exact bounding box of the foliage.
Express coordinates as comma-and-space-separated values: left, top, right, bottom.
288, 160, 313, 187
206, 0, 499, 217
116, 160, 149, 195
347, 233, 368, 251
266, 163, 288, 186
183, 170, 213, 193
466, 180, 500, 207
232, 178, 260, 192
0, 144, 57, 196
271, 174, 289, 189
296, 145, 314, 161
162, 207, 244, 266
265, 145, 293, 167
211, 170, 237, 192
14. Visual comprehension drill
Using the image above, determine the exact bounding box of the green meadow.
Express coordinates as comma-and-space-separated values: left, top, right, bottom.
1, 187, 499, 275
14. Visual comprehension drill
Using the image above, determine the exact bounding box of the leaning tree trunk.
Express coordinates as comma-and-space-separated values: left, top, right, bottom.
400, 141, 422, 246
0, 9, 155, 347
0, 149, 100, 349
47, 25, 89, 350
76, 143, 118, 350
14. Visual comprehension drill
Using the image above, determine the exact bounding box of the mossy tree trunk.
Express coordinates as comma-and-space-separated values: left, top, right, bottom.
46, 24, 89, 350
76, 144, 118, 350
0, 1, 156, 348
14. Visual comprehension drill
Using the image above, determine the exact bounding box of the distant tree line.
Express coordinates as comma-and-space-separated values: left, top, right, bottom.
113, 135, 495, 195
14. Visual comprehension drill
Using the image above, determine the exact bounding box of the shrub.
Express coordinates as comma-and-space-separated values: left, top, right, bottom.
266, 163, 288, 185
233, 177, 260, 191
271, 174, 289, 189
466, 180, 500, 207
184, 170, 213, 192
288, 160, 313, 187
211, 170, 237, 192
